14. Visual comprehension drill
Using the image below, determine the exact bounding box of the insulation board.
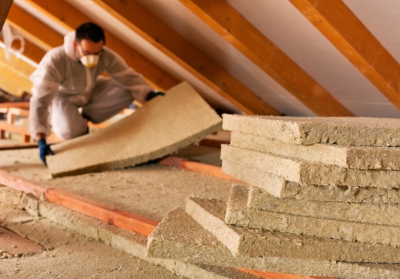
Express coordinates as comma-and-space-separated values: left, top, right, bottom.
47, 82, 222, 177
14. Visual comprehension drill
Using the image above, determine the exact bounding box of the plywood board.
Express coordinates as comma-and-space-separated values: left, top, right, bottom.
0, 226, 42, 257
47, 82, 222, 177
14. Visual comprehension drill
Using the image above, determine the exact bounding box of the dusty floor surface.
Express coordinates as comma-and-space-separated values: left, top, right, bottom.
46, 165, 234, 221
0, 201, 180, 279
0, 147, 234, 221
0, 148, 49, 181
0, 144, 236, 277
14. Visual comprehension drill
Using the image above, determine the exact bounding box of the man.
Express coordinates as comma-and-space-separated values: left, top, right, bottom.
29, 22, 164, 166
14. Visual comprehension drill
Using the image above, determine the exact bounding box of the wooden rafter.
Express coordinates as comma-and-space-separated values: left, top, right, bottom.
179, 0, 353, 117
0, 45, 35, 97
0, 58, 33, 97
0, 68, 32, 97
26, 0, 179, 91
92, 0, 279, 115
6, 4, 63, 51
0, 47, 36, 76
9, 39, 45, 64
290, 0, 400, 110
0, 0, 12, 31
0, 37, 46, 64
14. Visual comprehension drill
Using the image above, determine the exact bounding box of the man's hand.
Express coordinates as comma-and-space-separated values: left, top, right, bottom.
146, 91, 165, 101
38, 139, 54, 166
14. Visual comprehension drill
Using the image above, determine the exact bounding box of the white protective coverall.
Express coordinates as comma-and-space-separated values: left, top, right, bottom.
29, 31, 154, 140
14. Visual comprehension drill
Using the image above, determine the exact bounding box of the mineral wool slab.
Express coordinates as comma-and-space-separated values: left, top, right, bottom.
185, 195, 400, 263
147, 208, 400, 279
226, 185, 400, 247
248, 186, 400, 226
222, 160, 400, 204
221, 145, 400, 189
223, 114, 400, 147
47, 82, 222, 177
231, 131, 400, 170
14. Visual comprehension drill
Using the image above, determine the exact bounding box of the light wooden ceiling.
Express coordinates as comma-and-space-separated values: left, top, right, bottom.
2, 0, 400, 118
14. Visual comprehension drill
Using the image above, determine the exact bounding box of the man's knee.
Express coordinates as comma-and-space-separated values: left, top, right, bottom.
53, 123, 87, 140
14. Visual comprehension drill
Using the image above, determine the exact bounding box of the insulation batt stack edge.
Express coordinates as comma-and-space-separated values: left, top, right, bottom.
146, 115, 400, 279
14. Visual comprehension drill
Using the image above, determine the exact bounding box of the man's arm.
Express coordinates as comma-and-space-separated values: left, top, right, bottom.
103, 48, 155, 103
29, 50, 63, 138
29, 51, 62, 166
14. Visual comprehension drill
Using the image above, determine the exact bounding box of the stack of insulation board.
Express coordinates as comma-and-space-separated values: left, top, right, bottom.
147, 115, 400, 279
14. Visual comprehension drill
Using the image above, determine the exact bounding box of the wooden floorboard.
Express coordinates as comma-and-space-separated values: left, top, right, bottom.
0, 227, 42, 257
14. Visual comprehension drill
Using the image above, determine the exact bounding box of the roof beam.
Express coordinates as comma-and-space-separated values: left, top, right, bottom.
9, 39, 46, 64
290, 0, 400, 110
26, 0, 179, 91
0, 46, 35, 98
0, 59, 33, 97
6, 4, 63, 51
0, 46, 36, 77
93, 0, 279, 115
0, 0, 12, 31
179, 0, 353, 117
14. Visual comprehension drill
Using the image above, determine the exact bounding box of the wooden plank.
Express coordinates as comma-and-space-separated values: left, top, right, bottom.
7, 108, 30, 128
0, 170, 158, 237
8, 107, 29, 118
93, 0, 279, 116
0, 0, 12, 31
159, 156, 241, 182
179, 0, 353, 117
27, 0, 179, 91
198, 138, 229, 148
0, 143, 37, 150
6, 4, 63, 51
238, 268, 335, 279
0, 170, 47, 198
0, 102, 30, 109
5, 108, 30, 142
45, 188, 158, 237
290, 0, 400, 110
6, 112, 14, 124
0, 122, 30, 135
0, 227, 42, 257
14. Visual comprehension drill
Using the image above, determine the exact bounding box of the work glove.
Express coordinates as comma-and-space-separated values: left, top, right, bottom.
38, 139, 54, 167
146, 91, 165, 101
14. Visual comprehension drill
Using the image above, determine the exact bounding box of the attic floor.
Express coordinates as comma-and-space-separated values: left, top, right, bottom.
0, 142, 235, 278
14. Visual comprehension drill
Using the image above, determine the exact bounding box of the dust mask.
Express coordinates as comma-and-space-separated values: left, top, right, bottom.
80, 55, 99, 68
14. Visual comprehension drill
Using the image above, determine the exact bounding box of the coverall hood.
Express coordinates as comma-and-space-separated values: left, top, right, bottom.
63, 31, 79, 62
